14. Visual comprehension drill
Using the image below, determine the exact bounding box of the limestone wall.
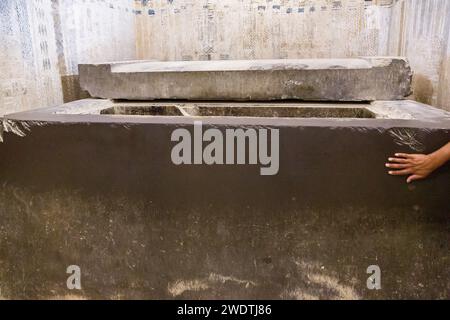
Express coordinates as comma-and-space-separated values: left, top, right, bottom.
387, 0, 450, 110
0, 0, 62, 116
135, 0, 392, 60
55, 0, 137, 102
0, 0, 138, 116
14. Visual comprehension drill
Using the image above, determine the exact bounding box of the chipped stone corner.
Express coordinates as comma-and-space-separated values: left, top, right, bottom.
0, 119, 3, 143
0, 118, 50, 143
0, 119, 29, 143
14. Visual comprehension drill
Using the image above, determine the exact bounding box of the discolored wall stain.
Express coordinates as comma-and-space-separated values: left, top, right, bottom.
413, 74, 434, 105
60, 75, 91, 103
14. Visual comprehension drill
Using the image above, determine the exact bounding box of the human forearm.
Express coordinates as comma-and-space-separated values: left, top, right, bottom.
428, 142, 450, 169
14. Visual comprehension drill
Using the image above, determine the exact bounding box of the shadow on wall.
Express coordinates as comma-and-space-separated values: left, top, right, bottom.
412, 74, 434, 106
61, 75, 90, 103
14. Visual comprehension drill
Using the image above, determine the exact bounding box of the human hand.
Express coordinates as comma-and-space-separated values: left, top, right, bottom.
386, 153, 440, 183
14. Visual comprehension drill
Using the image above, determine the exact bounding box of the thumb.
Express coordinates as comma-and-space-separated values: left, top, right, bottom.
407, 175, 422, 183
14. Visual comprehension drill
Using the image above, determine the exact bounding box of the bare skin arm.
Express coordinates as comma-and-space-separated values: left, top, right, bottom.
386, 142, 450, 183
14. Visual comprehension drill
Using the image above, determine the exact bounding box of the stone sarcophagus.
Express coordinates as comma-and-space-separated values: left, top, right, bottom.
0, 58, 449, 300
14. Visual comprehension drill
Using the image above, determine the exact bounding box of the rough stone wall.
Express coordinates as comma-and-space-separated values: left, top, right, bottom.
387, 0, 450, 111
135, 0, 392, 61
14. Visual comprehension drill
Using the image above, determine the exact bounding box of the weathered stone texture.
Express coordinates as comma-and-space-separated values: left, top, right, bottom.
79, 57, 413, 101
0, 101, 448, 299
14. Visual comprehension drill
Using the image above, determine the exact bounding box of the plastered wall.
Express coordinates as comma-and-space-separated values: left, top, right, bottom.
440, 25, 450, 111
0, 0, 138, 116
135, 0, 392, 60
55, 0, 137, 102
387, 0, 450, 111
0, 0, 62, 116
